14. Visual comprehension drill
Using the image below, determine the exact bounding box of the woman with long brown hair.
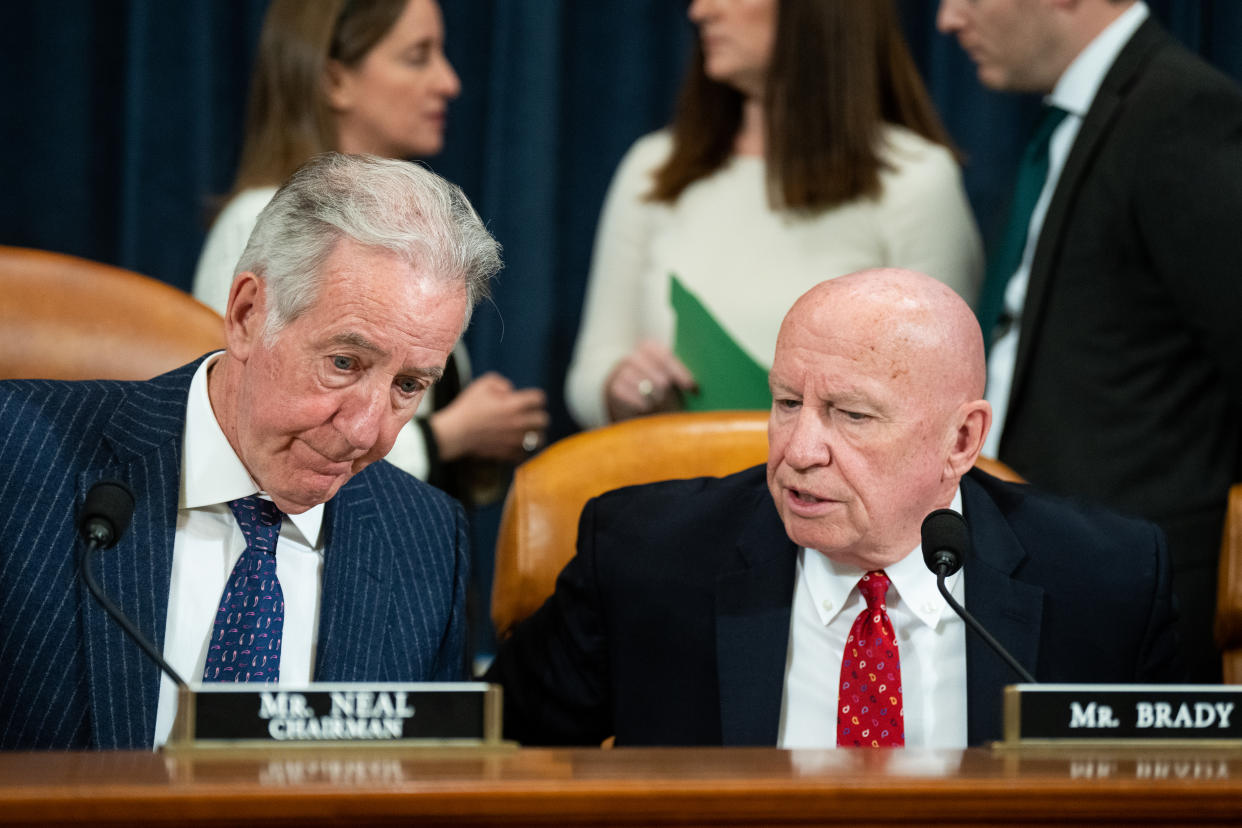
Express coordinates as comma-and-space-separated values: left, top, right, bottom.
565, 0, 982, 427
194, 0, 547, 499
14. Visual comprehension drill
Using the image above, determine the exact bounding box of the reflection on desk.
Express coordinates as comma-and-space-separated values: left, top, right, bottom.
1, 746, 1241, 826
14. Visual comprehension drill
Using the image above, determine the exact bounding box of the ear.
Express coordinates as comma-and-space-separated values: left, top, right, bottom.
223, 272, 268, 362
323, 58, 354, 112
942, 399, 992, 481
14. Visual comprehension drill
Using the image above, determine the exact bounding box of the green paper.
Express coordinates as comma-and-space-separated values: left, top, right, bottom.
670, 274, 771, 412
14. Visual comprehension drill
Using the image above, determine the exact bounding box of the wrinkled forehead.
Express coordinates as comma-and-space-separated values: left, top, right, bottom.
774, 295, 958, 400
781, 288, 941, 358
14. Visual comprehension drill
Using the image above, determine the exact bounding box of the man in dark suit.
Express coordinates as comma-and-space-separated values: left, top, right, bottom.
0, 153, 501, 749
938, 0, 1242, 681
488, 268, 1182, 747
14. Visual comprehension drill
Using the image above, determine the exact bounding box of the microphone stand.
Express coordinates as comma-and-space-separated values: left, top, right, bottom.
933, 566, 1035, 684
78, 539, 188, 689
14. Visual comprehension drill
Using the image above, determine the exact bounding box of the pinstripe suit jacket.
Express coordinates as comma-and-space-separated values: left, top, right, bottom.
0, 358, 469, 749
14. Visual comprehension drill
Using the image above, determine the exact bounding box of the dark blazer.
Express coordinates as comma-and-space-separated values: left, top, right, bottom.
488, 465, 1182, 747
1000, 19, 1242, 679
0, 359, 469, 749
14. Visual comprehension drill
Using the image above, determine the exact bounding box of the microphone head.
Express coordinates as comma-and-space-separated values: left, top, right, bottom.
921, 508, 970, 577
78, 480, 135, 549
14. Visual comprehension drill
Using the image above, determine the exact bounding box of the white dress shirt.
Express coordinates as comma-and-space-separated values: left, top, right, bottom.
778, 490, 967, 748
984, 2, 1150, 457
152, 353, 326, 748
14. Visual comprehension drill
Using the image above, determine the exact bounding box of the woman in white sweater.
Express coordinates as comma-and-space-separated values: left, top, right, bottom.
565, 0, 982, 428
195, 0, 547, 502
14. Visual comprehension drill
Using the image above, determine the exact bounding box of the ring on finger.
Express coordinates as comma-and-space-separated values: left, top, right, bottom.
637, 378, 655, 399
522, 430, 540, 453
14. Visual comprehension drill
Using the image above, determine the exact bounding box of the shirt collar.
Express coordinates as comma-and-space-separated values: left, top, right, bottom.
1049, 1, 1149, 117
802, 488, 964, 630
180, 352, 324, 548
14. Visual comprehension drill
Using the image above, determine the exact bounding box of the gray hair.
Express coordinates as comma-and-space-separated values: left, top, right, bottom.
235, 152, 500, 338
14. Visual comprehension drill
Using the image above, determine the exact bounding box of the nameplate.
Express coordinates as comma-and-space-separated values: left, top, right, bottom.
165, 682, 503, 750
1001, 684, 1242, 746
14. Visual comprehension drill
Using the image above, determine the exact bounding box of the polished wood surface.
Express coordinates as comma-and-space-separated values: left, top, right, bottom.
2, 746, 1241, 827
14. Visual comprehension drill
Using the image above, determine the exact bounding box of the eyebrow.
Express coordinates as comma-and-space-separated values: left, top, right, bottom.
329, 332, 444, 381
330, 331, 384, 353
767, 376, 878, 410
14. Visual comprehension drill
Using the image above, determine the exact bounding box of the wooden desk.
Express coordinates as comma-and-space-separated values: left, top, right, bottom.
1, 746, 1240, 826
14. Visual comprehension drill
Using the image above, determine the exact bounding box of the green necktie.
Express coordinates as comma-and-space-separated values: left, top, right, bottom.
977, 105, 1070, 350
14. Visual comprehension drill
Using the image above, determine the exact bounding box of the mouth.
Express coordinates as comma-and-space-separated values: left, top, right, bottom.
783, 485, 842, 517
298, 439, 362, 473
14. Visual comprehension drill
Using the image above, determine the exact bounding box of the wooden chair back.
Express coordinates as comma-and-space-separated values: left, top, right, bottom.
492, 409, 1024, 637
1215, 485, 1242, 682
0, 245, 225, 381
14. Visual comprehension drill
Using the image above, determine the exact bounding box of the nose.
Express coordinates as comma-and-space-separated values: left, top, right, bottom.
437, 53, 461, 99
936, 0, 963, 34
687, 0, 713, 24
779, 405, 832, 471
334, 382, 388, 454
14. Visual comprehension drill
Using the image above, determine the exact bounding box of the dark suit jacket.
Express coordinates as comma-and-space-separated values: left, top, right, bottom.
488, 465, 1182, 747
1001, 19, 1242, 678
0, 359, 469, 749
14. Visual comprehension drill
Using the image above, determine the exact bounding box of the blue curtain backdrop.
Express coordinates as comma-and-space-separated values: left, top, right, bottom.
3, 0, 1240, 656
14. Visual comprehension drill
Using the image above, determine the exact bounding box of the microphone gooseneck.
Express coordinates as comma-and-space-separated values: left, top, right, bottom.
920, 509, 1036, 684
77, 480, 187, 689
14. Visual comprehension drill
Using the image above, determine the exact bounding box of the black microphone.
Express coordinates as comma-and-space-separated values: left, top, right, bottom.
77, 480, 187, 689
78, 480, 135, 549
921, 509, 1036, 684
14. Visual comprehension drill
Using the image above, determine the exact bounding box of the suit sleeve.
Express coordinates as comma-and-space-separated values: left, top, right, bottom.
1135, 76, 1242, 407
485, 496, 614, 745
1136, 522, 1189, 683
563, 134, 666, 428
878, 136, 984, 308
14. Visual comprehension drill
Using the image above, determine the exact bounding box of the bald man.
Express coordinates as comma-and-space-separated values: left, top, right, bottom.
488, 268, 1182, 748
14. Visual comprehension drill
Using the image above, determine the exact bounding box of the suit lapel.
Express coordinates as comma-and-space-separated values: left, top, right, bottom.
715, 493, 797, 746
961, 472, 1044, 745
314, 473, 392, 681
79, 365, 194, 748
1010, 20, 1167, 414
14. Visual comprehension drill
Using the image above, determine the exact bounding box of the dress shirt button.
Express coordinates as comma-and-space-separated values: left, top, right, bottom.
821, 599, 833, 612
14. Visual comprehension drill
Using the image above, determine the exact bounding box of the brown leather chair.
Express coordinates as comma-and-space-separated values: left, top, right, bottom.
1215, 485, 1242, 682
0, 245, 225, 381
491, 409, 1024, 638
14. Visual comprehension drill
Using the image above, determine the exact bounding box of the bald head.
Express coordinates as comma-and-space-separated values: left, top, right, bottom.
766, 268, 991, 570
783, 267, 987, 406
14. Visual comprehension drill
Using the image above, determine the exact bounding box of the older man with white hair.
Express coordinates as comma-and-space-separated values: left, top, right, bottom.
0, 153, 501, 749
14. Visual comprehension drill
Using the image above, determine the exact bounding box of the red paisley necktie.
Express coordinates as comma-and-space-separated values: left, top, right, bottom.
837, 570, 904, 747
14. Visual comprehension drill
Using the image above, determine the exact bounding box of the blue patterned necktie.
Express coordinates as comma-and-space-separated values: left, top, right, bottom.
977, 104, 1070, 350
202, 496, 285, 683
